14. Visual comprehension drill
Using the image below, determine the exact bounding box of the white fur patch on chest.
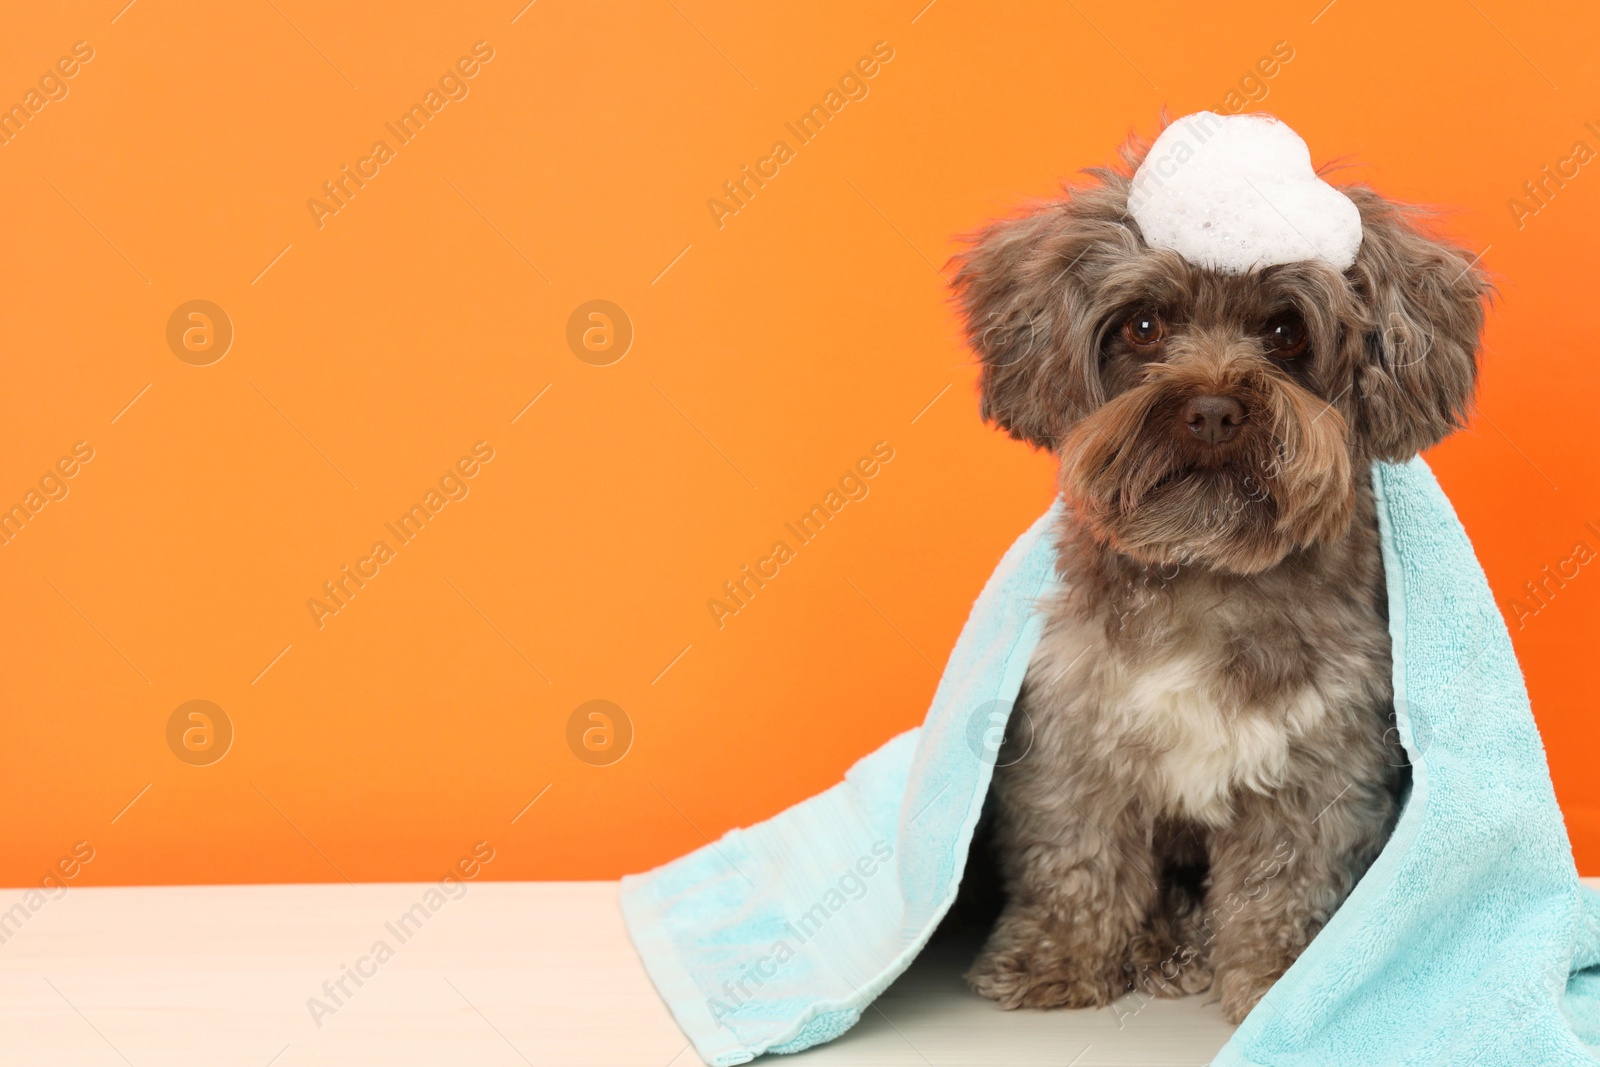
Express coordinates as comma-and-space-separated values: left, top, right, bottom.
1110, 654, 1325, 825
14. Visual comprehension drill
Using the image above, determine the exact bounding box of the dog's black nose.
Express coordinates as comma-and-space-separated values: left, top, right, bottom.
1181, 395, 1244, 444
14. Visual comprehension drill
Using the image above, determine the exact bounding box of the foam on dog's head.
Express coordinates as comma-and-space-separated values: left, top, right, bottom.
1128, 112, 1361, 274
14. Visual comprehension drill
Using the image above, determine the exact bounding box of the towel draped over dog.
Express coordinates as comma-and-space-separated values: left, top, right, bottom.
620, 458, 1600, 1065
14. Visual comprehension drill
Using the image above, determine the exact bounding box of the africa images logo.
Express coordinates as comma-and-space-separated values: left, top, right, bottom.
306, 41, 496, 229
305, 442, 496, 629
703, 840, 893, 1021
706, 441, 894, 628
705, 41, 895, 230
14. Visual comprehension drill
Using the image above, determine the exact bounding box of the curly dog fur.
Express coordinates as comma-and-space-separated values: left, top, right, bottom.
950, 128, 1491, 1023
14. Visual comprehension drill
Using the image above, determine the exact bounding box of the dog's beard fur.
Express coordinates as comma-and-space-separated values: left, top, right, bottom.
1058, 358, 1355, 575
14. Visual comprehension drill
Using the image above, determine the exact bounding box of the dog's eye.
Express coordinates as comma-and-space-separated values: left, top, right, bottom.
1264, 313, 1309, 358
1122, 311, 1166, 348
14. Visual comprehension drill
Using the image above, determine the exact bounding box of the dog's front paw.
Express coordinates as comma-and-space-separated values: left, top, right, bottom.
1127, 930, 1213, 998
966, 944, 1129, 1010
1213, 962, 1287, 1023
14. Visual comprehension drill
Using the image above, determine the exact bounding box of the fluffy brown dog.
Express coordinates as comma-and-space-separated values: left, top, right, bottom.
952, 125, 1490, 1023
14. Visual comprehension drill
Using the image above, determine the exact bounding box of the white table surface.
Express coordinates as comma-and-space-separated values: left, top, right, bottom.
4, 879, 1592, 1066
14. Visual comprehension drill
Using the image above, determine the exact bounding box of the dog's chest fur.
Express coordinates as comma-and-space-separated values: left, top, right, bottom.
1094, 649, 1318, 824
1013, 484, 1393, 827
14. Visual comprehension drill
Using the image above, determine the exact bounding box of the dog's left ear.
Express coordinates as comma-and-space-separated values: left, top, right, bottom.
949, 186, 1132, 451
1344, 186, 1493, 460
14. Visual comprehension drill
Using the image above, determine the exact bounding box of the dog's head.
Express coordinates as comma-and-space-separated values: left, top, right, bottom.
951, 117, 1491, 575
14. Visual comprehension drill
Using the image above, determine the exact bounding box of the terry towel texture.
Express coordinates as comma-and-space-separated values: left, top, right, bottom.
621, 458, 1600, 1065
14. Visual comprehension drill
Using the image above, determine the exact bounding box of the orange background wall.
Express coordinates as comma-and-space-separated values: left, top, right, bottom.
2, 0, 1597, 887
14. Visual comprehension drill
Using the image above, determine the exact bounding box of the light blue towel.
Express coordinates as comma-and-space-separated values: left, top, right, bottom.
621, 458, 1600, 1065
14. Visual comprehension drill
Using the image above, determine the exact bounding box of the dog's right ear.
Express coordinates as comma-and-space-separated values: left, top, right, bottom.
1342, 186, 1492, 460
949, 189, 1125, 451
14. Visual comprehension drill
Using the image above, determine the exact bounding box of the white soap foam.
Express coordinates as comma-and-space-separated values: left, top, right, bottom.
1128, 112, 1362, 274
